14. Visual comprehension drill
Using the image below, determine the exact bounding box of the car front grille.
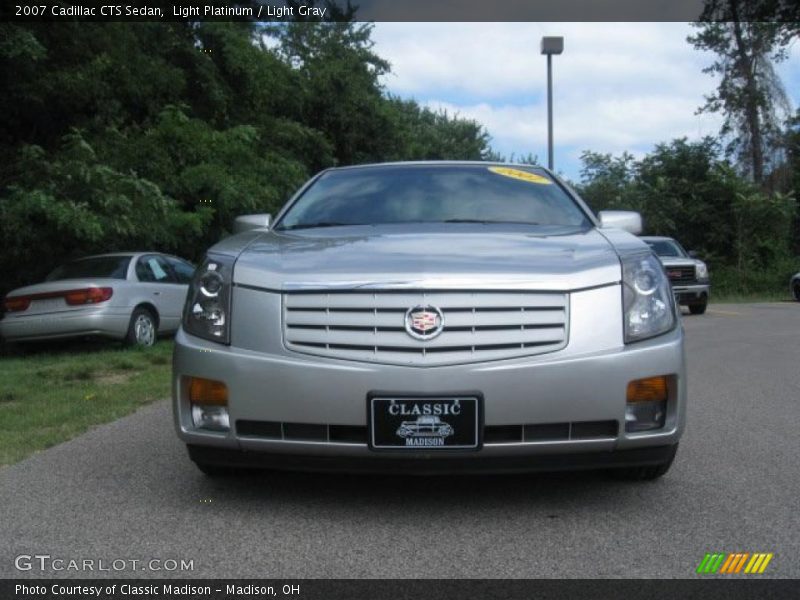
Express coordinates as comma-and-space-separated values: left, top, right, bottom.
665, 266, 696, 285
282, 291, 569, 366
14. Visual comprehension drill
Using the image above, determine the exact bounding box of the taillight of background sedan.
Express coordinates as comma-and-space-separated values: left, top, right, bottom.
1, 253, 195, 347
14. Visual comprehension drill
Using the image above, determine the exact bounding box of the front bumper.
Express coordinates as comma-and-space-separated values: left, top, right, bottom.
173, 300, 686, 473
186, 443, 679, 475
672, 283, 709, 305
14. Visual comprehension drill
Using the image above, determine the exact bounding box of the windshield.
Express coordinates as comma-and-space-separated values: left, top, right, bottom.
276, 164, 592, 230
644, 239, 687, 258
46, 256, 132, 281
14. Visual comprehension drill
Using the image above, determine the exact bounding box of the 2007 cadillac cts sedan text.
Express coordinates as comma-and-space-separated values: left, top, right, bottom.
173, 162, 686, 480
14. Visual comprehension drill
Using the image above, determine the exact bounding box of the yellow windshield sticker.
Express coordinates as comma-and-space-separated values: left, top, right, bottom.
488, 166, 552, 185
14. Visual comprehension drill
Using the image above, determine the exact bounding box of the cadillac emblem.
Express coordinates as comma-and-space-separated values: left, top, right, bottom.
404, 305, 445, 340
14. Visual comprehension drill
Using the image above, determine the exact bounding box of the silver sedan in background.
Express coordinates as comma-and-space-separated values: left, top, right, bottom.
1, 253, 195, 347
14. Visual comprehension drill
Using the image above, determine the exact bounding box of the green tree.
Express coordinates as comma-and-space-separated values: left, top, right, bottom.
576, 137, 797, 276
576, 150, 638, 213
269, 20, 392, 165
383, 98, 492, 161
689, 7, 792, 185
698, 0, 800, 45
0, 16, 504, 298
784, 110, 800, 252
0, 131, 203, 291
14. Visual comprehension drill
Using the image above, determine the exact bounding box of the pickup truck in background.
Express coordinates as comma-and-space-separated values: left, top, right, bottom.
642, 236, 710, 315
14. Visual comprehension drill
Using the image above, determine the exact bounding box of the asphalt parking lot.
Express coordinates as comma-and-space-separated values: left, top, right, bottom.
1, 302, 799, 579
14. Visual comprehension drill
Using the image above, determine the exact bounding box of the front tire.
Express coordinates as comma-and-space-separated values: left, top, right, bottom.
793, 281, 800, 302
194, 461, 237, 477
609, 444, 678, 481
689, 300, 707, 315
126, 307, 157, 347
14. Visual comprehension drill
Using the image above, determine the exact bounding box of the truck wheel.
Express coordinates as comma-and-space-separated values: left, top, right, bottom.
689, 300, 707, 315
609, 445, 678, 481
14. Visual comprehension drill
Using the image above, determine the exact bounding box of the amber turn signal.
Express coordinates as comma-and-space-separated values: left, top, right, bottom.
188, 377, 228, 405
626, 375, 668, 403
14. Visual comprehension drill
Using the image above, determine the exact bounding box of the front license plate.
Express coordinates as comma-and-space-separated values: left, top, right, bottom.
369, 396, 480, 450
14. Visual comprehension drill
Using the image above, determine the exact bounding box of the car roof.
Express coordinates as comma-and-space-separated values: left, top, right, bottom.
325, 160, 552, 174
68, 253, 136, 259
640, 236, 676, 242
69, 252, 186, 260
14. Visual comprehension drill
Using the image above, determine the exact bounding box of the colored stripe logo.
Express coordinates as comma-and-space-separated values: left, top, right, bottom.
696, 553, 773, 574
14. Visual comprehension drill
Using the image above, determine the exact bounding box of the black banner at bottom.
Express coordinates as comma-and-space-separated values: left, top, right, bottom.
3, 579, 800, 600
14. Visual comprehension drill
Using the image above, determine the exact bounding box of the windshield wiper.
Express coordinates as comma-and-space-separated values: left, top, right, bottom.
280, 220, 543, 230
443, 219, 540, 225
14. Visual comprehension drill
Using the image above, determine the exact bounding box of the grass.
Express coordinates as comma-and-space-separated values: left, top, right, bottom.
0, 340, 173, 466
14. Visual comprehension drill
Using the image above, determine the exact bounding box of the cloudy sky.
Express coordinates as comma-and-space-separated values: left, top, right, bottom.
370, 23, 800, 180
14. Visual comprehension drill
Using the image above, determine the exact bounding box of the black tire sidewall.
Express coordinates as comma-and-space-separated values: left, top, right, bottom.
689, 301, 707, 315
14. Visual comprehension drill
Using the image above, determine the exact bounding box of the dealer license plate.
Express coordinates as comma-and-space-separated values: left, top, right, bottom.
369, 396, 480, 450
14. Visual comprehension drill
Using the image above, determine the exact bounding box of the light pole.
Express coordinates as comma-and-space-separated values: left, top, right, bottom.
540, 36, 563, 171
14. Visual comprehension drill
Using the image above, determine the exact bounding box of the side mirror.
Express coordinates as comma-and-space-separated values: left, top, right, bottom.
687, 250, 699, 259
598, 210, 643, 235
233, 213, 271, 234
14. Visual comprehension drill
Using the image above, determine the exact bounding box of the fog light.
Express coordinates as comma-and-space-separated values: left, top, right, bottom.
187, 377, 229, 431
625, 401, 666, 432
626, 375, 669, 432
192, 404, 230, 431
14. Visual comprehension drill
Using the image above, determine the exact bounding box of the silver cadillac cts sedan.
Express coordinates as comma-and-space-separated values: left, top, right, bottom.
173, 162, 685, 479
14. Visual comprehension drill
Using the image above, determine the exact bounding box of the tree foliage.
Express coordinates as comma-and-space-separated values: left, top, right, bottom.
0, 20, 495, 296
689, 3, 793, 185
576, 138, 797, 294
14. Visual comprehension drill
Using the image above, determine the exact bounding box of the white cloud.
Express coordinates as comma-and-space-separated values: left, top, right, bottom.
373, 23, 716, 101
371, 22, 798, 176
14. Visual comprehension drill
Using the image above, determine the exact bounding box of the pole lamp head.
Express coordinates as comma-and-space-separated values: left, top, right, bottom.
540, 37, 564, 55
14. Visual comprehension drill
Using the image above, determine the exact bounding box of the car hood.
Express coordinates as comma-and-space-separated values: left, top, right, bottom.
658, 257, 701, 267
231, 224, 626, 291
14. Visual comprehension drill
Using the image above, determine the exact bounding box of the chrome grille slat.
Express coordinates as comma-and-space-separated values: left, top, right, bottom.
283, 291, 569, 366
284, 292, 566, 310
286, 327, 565, 349
286, 310, 402, 328
285, 309, 565, 329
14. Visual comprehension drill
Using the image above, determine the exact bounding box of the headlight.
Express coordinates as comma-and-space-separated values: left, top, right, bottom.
622, 252, 676, 343
696, 262, 709, 281
183, 254, 233, 344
